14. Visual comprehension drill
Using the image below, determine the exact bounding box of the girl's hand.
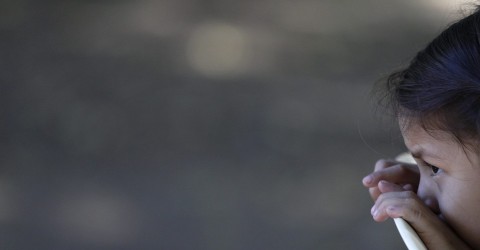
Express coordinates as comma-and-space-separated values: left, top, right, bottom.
372, 180, 471, 250
362, 159, 420, 202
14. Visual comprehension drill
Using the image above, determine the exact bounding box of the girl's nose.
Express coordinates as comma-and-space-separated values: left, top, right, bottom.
422, 197, 441, 215
416, 180, 441, 214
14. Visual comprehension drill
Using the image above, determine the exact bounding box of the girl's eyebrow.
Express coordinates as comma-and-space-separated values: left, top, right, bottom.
410, 147, 442, 160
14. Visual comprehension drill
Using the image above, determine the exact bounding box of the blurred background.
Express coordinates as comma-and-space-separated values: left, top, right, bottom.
0, 0, 473, 249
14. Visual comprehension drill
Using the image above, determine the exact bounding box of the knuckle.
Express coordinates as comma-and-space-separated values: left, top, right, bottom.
402, 190, 417, 199
369, 171, 380, 180
374, 159, 390, 170
400, 191, 423, 219
411, 208, 424, 221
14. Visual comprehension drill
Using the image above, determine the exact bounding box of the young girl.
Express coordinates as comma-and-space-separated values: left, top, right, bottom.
362, 6, 480, 250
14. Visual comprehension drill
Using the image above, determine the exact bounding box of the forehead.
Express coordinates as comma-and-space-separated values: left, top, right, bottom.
401, 122, 450, 142
398, 116, 480, 165
400, 121, 460, 156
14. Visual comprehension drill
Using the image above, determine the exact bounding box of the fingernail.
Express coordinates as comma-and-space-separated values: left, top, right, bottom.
363, 176, 372, 184
371, 206, 376, 215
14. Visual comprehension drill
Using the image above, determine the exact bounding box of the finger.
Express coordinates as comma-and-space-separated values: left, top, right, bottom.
378, 180, 405, 193
368, 180, 404, 202
363, 161, 419, 188
365, 164, 419, 201
374, 159, 398, 171
371, 190, 420, 222
363, 159, 396, 188
363, 159, 398, 186
368, 187, 381, 202
373, 191, 443, 230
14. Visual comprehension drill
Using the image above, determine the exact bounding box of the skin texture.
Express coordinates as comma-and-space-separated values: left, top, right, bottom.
363, 121, 480, 249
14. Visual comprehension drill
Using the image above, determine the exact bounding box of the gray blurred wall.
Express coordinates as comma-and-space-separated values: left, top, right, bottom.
0, 0, 469, 249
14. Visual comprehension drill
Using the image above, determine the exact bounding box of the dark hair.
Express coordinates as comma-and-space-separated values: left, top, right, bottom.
379, 7, 480, 145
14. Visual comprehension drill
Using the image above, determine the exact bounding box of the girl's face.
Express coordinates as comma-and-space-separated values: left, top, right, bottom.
401, 121, 480, 248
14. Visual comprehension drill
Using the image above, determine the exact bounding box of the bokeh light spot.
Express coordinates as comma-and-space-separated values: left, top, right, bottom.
186, 22, 250, 77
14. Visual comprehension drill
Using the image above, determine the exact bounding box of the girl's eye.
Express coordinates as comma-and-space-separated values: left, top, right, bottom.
429, 164, 441, 176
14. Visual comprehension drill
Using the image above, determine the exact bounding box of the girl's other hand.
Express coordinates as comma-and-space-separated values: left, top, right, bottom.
362, 159, 420, 202
371, 180, 471, 250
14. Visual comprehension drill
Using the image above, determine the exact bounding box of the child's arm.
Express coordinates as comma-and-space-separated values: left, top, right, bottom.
363, 159, 471, 250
